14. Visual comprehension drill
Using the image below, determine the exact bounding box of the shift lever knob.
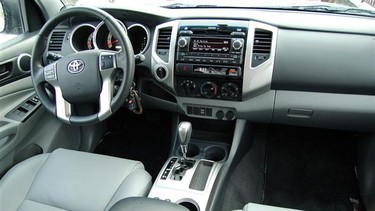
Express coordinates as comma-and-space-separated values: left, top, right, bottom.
178, 121, 192, 159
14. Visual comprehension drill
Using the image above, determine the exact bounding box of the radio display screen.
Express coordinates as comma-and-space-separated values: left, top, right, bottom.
190, 38, 231, 53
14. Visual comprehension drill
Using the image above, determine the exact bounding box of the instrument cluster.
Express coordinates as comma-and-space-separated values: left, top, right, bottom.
70, 20, 150, 55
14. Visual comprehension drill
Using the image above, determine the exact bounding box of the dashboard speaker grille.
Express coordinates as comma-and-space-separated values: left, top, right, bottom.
157, 27, 172, 50
48, 31, 65, 51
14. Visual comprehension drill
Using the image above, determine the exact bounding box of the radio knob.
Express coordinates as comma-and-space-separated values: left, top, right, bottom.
232, 39, 243, 51
178, 37, 188, 48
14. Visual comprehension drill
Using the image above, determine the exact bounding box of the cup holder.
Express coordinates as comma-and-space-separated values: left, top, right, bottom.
178, 143, 200, 157
204, 146, 226, 162
179, 201, 199, 211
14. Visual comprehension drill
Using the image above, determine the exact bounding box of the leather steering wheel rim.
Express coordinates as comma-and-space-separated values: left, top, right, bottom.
31, 6, 135, 126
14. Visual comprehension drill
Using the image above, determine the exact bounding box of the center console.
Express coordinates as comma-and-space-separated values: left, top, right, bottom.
148, 120, 232, 211
174, 20, 248, 101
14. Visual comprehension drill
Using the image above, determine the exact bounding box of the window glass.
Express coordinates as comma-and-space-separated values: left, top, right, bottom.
0, 0, 23, 45
0, 2, 4, 32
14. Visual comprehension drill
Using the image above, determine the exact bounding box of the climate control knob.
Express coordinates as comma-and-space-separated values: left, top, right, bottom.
180, 80, 197, 96
232, 39, 243, 51
221, 82, 239, 100
200, 82, 218, 98
178, 37, 188, 48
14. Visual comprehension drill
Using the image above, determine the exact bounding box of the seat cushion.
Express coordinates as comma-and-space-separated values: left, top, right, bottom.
0, 148, 152, 211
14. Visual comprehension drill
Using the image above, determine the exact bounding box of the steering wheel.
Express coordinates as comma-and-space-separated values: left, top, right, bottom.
31, 7, 134, 126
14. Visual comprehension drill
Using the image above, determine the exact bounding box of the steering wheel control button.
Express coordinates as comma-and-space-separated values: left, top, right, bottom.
101, 55, 114, 69
67, 59, 85, 74
44, 63, 57, 81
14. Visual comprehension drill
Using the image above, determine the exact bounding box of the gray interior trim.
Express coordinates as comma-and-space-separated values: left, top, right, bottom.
151, 20, 180, 94
242, 21, 278, 99
272, 29, 375, 95
273, 90, 375, 132
207, 119, 253, 211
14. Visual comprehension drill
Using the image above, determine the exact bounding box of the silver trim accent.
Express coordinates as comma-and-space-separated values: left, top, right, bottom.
151, 20, 180, 94
70, 23, 96, 52
16, 53, 31, 73
44, 63, 71, 124
98, 52, 117, 121
153, 64, 169, 82
127, 23, 150, 56
148, 157, 222, 211
54, 86, 72, 124
93, 20, 126, 52
242, 21, 278, 99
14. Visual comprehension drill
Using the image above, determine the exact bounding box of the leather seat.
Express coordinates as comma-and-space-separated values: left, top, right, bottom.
0, 148, 152, 211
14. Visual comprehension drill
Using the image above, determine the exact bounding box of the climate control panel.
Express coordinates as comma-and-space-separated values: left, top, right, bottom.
176, 78, 242, 101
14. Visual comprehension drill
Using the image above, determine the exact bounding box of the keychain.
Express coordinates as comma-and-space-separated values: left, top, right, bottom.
126, 83, 143, 115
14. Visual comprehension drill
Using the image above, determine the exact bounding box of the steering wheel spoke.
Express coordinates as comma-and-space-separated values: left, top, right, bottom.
54, 85, 72, 124
98, 51, 117, 121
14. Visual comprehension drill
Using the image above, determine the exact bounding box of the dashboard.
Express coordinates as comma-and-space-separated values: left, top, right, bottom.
47, 5, 375, 132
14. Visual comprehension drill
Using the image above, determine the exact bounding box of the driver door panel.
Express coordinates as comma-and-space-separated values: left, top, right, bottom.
0, 36, 81, 177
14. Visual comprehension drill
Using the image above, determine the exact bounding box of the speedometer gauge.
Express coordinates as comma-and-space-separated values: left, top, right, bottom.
106, 32, 121, 50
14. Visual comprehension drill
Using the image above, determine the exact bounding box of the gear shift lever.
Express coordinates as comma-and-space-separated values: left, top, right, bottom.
171, 121, 195, 181
178, 121, 192, 160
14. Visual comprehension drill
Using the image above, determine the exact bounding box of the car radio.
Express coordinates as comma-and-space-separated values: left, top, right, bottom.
175, 21, 248, 101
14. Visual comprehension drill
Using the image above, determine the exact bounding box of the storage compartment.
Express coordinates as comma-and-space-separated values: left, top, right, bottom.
190, 160, 214, 191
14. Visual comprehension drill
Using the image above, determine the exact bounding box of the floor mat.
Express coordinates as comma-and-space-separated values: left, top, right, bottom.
263, 126, 362, 211
94, 109, 172, 181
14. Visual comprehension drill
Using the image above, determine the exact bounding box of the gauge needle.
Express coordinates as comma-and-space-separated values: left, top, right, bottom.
108, 40, 118, 45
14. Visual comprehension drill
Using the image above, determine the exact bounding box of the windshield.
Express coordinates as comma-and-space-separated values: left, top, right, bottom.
63, 0, 375, 17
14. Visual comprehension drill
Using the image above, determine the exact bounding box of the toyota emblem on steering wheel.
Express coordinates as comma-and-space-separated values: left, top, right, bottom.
67, 60, 85, 74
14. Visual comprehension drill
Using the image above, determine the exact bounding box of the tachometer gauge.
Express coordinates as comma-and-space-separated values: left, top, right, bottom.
106, 32, 121, 51
94, 20, 126, 52
87, 32, 94, 50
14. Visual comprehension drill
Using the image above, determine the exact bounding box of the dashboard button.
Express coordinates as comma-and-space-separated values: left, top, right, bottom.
216, 110, 224, 120
226, 111, 235, 120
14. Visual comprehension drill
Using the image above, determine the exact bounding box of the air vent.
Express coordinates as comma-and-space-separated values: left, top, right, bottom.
157, 27, 172, 50
48, 31, 65, 51
252, 29, 272, 67
156, 27, 172, 62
